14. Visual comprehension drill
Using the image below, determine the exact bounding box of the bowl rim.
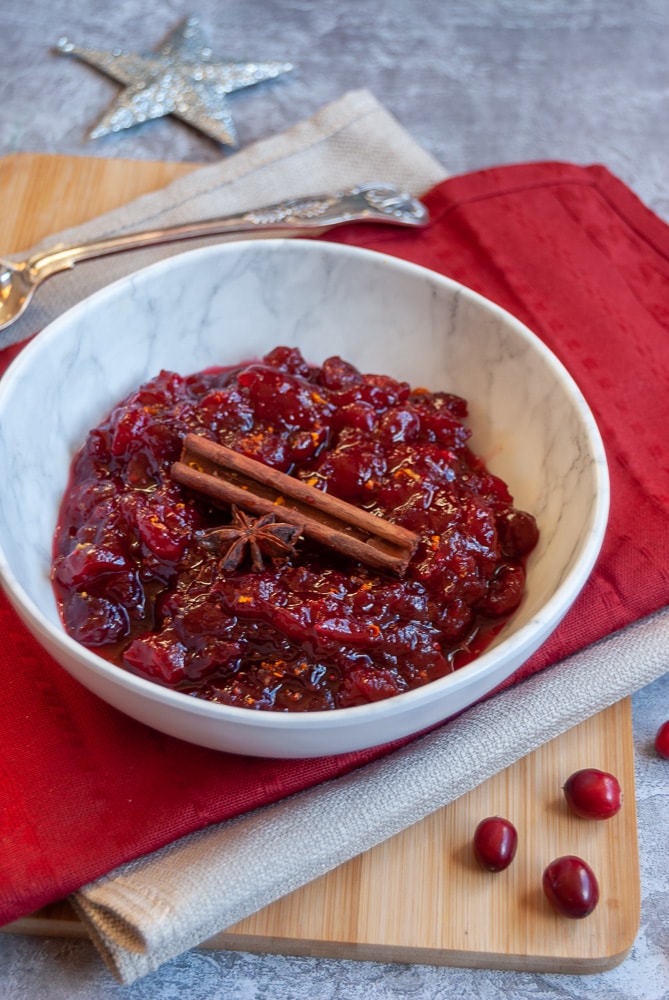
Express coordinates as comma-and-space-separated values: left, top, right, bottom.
0, 238, 610, 733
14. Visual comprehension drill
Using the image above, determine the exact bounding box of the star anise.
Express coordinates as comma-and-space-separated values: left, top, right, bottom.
197, 505, 304, 572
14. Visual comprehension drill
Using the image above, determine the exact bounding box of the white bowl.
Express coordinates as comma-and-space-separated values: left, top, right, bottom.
0, 240, 608, 758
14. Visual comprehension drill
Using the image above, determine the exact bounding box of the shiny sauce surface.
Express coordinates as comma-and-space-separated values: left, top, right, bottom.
52, 347, 538, 712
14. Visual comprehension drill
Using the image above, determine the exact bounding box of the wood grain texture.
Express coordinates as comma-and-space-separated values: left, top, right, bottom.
215, 700, 640, 973
9, 701, 640, 973
0, 154, 641, 973
0, 152, 195, 251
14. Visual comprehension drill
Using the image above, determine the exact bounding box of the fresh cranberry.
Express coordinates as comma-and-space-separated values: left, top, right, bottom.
473, 816, 518, 872
654, 721, 669, 758
542, 856, 599, 918
563, 768, 622, 820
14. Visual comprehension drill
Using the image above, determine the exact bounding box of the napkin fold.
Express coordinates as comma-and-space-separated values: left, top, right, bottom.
2, 91, 669, 985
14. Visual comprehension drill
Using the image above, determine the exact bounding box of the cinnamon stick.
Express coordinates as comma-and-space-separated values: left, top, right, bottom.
171, 433, 419, 576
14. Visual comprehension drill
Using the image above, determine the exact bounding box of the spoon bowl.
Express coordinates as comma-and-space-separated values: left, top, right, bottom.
0, 259, 35, 332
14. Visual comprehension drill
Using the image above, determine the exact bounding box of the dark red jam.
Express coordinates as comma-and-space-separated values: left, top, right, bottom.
52, 346, 538, 712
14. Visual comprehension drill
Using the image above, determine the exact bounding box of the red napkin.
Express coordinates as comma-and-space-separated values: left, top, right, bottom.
2, 162, 669, 925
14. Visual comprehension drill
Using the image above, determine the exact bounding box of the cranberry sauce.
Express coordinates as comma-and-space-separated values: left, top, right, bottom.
52, 346, 538, 712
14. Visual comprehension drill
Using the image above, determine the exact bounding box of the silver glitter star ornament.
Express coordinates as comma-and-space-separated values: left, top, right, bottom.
56, 16, 294, 147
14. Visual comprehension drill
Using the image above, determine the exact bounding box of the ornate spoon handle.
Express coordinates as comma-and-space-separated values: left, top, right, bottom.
26, 183, 429, 282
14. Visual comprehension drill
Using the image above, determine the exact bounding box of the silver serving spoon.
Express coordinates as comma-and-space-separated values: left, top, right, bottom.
0, 182, 428, 333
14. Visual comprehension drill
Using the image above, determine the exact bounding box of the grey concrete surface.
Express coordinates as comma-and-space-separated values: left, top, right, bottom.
1, 2, 668, 997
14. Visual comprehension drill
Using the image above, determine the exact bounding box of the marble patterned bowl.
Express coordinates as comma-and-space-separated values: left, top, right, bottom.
0, 240, 608, 758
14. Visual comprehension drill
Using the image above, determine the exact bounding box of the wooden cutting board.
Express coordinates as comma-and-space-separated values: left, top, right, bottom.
0, 154, 640, 973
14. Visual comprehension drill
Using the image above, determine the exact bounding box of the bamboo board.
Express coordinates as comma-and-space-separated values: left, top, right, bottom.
0, 154, 640, 973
